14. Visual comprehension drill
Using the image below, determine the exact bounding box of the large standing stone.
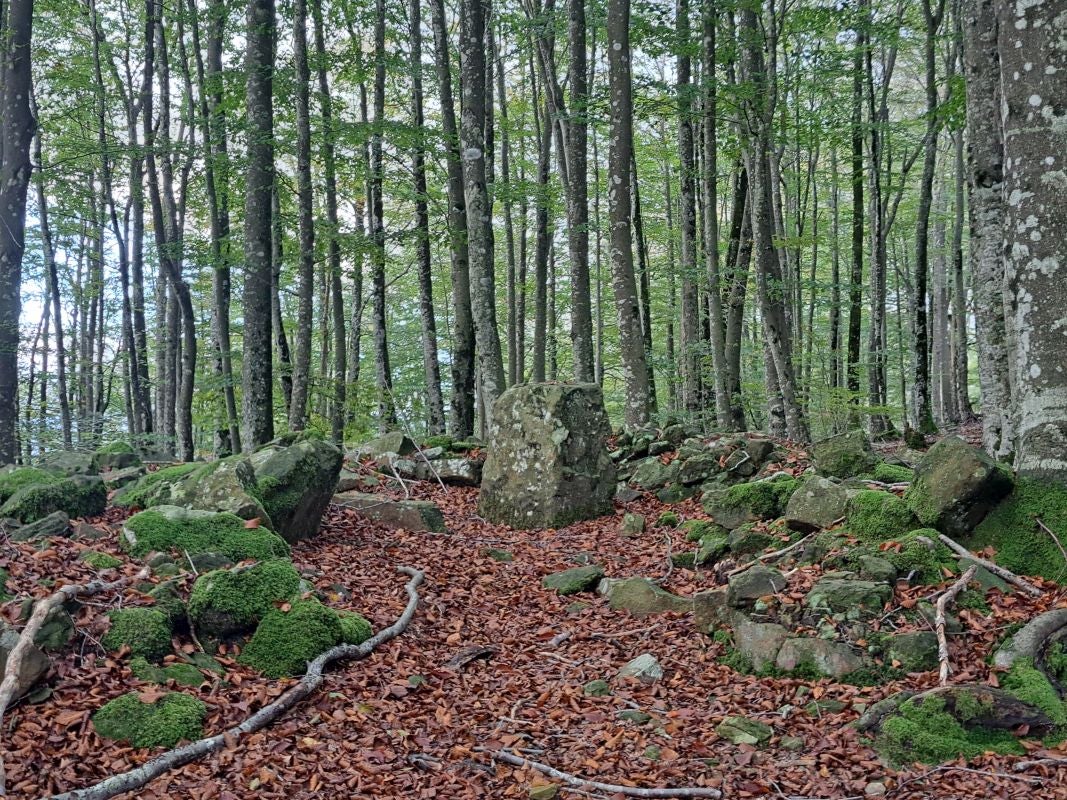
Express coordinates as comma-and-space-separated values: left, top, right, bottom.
904, 435, 1013, 535
784, 475, 850, 532
479, 383, 616, 529
250, 437, 343, 542
813, 431, 879, 479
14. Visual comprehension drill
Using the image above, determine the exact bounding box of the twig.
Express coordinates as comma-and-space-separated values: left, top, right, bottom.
182, 549, 198, 577
727, 532, 815, 576
0, 568, 149, 795
1014, 756, 1067, 772
655, 533, 674, 586
937, 565, 977, 685
478, 747, 722, 798
42, 566, 425, 800
937, 534, 1043, 597
1036, 518, 1067, 579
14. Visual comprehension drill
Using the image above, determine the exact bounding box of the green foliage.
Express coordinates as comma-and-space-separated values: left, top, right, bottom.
129, 656, 204, 687
0, 476, 106, 523
81, 551, 123, 570
338, 610, 373, 645
101, 608, 173, 661
846, 490, 919, 542
239, 598, 344, 677
1046, 642, 1067, 685
187, 560, 301, 633
1001, 659, 1067, 726
876, 694, 1023, 766
113, 464, 199, 509
92, 691, 206, 748
422, 435, 454, 450
0, 468, 59, 504
721, 477, 799, 519
122, 508, 290, 561
967, 478, 1067, 581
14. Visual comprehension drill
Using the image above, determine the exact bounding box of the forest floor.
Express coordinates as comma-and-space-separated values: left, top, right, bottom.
8, 425, 1067, 800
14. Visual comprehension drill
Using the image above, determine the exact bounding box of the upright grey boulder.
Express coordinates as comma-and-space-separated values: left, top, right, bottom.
905, 435, 1013, 535
784, 475, 850, 532
250, 437, 343, 542
479, 383, 616, 529
813, 430, 879, 478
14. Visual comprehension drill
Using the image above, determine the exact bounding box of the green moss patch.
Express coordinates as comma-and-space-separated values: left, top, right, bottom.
122, 508, 290, 562
846, 490, 919, 542
882, 530, 957, 584
0, 467, 59, 504
130, 656, 204, 687
187, 560, 301, 638
0, 476, 106, 523
338, 610, 373, 645
967, 478, 1067, 581
869, 463, 914, 484
875, 693, 1024, 766
80, 551, 123, 570
114, 463, 199, 509
102, 608, 173, 661
92, 691, 206, 748
239, 598, 344, 677
721, 477, 799, 520
1002, 658, 1067, 726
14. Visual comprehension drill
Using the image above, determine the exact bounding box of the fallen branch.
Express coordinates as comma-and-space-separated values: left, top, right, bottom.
937, 534, 1043, 597
0, 568, 149, 796
42, 566, 425, 800
726, 532, 815, 577
478, 747, 722, 798
937, 565, 977, 685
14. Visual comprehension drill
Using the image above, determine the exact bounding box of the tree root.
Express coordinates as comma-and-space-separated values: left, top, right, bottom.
937, 565, 977, 685
478, 747, 722, 798
0, 568, 150, 796
40, 566, 424, 800
936, 534, 1043, 597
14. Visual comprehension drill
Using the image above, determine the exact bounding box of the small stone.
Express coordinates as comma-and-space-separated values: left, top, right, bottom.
528, 785, 558, 800
643, 745, 662, 761
617, 653, 663, 683
780, 735, 805, 751
648, 441, 671, 457
887, 631, 939, 671
484, 548, 514, 562
614, 485, 641, 503
805, 698, 848, 716
716, 715, 773, 746
10, 511, 70, 542
617, 709, 652, 724
583, 679, 611, 697
727, 565, 787, 608
597, 577, 691, 616
619, 512, 646, 537
865, 782, 887, 797
542, 565, 605, 596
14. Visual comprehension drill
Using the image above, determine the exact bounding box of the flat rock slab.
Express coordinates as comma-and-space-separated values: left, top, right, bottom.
333, 491, 447, 533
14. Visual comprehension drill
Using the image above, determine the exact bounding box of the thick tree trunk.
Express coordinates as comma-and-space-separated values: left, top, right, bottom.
606, 0, 650, 427
430, 0, 475, 437
962, 0, 1012, 458
0, 0, 35, 464
998, 0, 1067, 480
459, 0, 505, 427
241, 0, 276, 448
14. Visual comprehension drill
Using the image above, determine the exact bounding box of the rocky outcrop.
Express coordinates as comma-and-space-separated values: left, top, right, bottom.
479, 383, 615, 529
596, 577, 691, 615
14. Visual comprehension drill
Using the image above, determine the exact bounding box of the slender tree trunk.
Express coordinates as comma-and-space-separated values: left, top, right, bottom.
677, 0, 701, 415
631, 151, 658, 411
271, 184, 293, 412
606, 0, 650, 427
847, 20, 864, 418
241, 0, 276, 448
724, 165, 750, 431
828, 147, 842, 395
531, 93, 551, 383
950, 128, 974, 422
430, 0, 475, 436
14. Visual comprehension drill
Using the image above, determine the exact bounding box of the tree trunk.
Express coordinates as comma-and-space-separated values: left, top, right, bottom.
677, 0, 702, 415
998, 0, 1067, 480
430, 0, 475, 437
241, 0, 276, 448
631, 151, 657, 412
531, 91, 552, 383
847, 20, 864, 418
950, 128, 974, 422
271, 183, 293, 413
606, 0, 650, 427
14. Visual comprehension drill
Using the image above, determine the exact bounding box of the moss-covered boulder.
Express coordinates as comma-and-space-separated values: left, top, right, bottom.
113, 463, 199, 509
727, 565, 786, 607
91, 441, 142, 472
238, 598, 344, 677
0, 467, 59, 504
804, 577, 892, 618
10, 510, 70, 541
249, 437, 343, 542
542, 565, 604, 596
39, 450, 95, 476
0, 476, 106, 523
775, 636, 865, 678
702, 476, 798, 530
102, 608, 173, 661
104, 465, 147, 490
121, 505, 290, 562
716, 716, 773, 746
629, 457, 677, 491
813, 430, 879, 479
904, 436, 1013, 536
966, 477, 1067, 581
479, 383, 616, 529
187, 560, 301, 640
338, 610, 373, 645
783, 475, 849, 532
130, 656, 205, 687
869, 463, 914, 483
355, 431, 417, 459
883, 531, 956, 583
887, 631, 939, 671
147, 580, 188, 628
80, 550, 123, 570
845, 490, 919, 542
92, 691, 206, 748
597, 577, 691, 616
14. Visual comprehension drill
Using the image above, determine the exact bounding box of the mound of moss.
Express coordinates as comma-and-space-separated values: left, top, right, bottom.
92, 691, 206, 748
845, 490, 919, 542
338, 610, 373, 645
681, 519, 728, 542
869, 463, 914, 484
875, 693, 1023, 766
187, 560, 301, 639
91, 441, 142, 471
1001, 658, 1067, 726
81, 551, 123, 570
238, 598, 343, 677
102, 607, 173, 661
0, 467, 59, 504
147, 580, 188, 627
113, 463, 200, 509
723, 477, 799, 519
884, 530, 957, 584
0, 476, 106, 523
121, 506, 290, 562
966, 478, 1067, 581
130, 656, 204, 687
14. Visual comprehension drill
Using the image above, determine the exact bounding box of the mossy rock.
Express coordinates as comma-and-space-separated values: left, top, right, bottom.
845, 490, 919, 542
0, 467, 59, 504
92, 441, 142, 472
92, 691, 206, 748
121, 505, 290, 562
1001, 658, 1067, 725
102, 608, 173, 661
80, 550, 123, 570
0, 476, 106, 523
338, 610, 373, 645
10, 510, 70, 542
147, 580, 188, 628
542, 565, 605, 596
187, 560, 301, 640
129, 656, 204, 687
113, 463, 199, 509
884, 530, 956, 584
681, 519, 728, 542
250, 437, 343, 542
727, 523, 775, 555
966, 477, 1067, 581
869, 463, 914, 484
703, 477, 798, 529
238, 598, 344, 677
813, 430, 879, 479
